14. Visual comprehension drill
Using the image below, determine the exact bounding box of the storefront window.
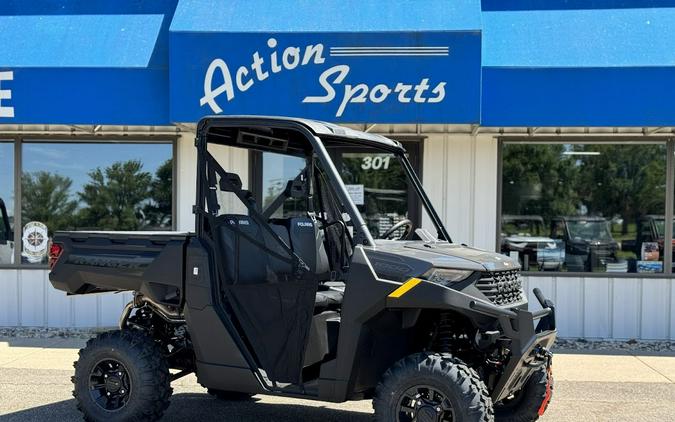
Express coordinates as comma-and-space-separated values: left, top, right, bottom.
0, 142, 14, 265
500, 142, 667, 274
20, 142, 173, 265
340, 152, 408, 238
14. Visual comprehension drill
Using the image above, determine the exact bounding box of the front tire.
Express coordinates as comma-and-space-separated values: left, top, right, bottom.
374, 353, 494, 422
495, 367, 553, 422
72, 330, 172, 422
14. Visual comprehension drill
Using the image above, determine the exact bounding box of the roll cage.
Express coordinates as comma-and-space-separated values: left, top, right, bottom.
194, 116, 450, 245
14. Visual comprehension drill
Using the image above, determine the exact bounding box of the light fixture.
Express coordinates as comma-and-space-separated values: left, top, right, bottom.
562, 151, 601, 156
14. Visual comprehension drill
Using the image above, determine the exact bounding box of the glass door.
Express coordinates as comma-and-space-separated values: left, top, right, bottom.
330, 141, 422, 239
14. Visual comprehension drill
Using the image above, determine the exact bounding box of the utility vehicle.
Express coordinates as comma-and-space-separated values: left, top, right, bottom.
628, 215, 675, 264
551, 216, 618, 272
500, 215, 564, 271
49, 116, 556, 422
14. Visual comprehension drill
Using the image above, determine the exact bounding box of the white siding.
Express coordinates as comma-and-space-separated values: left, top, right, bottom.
0, 269, 19, 326
0, 269, 129, 328
176, 131, 249, 231
176, 131, 198, 232
524, 276, 675, 340
422, 132, 498, 251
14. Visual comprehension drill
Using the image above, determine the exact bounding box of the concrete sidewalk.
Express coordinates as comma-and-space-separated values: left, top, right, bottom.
1, 337, 674, 421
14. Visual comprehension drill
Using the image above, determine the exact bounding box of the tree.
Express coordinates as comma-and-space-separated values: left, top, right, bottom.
501, 144, 579, 221
21, 171, 77, 233
143, 158, 173, 228
575, 144, 666, 234
78, 160, 152, 230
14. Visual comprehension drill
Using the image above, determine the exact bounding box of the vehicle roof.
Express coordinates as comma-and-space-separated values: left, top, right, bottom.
557, 216, 608, 221
642, 215, 670, 220
502, 215, 544, 222
198, 115, 404, 152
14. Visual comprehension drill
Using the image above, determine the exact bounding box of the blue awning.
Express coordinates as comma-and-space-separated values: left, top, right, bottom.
0, 4, 174, 125
482, 7, 675, 126
169, 0, 482, 123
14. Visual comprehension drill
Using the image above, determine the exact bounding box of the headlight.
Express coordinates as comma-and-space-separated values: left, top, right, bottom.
423, 268, 473, 286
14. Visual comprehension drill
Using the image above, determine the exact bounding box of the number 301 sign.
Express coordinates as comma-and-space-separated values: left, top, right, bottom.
361, 155, 391, 170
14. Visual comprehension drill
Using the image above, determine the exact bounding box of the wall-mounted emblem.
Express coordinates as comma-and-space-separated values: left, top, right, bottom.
22, 221, 48, 263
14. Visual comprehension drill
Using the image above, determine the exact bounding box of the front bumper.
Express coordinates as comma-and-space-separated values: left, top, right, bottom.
469, 288, 557, 403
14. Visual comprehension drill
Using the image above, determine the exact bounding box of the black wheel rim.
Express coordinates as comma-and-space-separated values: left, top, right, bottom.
397, 385, 455, 422
89, 359, 132, 411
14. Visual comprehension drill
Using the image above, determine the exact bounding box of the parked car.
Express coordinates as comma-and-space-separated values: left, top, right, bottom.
0, 198, 13, 264
501, 215, 565, 271
551, 216, 619, 272
49, 117, 556, 422
628, 215, 675, 261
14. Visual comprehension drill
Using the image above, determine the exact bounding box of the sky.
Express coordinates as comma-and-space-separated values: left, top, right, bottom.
21, 142, 172, 201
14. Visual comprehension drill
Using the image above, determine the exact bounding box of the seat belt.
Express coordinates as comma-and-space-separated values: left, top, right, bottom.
206, 154, 309, 274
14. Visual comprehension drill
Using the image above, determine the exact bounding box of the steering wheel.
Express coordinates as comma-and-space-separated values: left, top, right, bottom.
381, 219, 414, 240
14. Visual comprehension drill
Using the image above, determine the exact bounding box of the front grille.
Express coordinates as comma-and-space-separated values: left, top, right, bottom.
476, 270, 524, 306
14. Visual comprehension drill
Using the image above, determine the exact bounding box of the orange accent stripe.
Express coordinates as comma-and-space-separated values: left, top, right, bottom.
538, 366, 553, 416
388, 278, 423, 298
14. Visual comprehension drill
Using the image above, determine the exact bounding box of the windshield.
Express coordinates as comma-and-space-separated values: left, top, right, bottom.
653, 218, 675, 238
330, 144, 448, 241
567, 220, 613, 242
502, 219, 545, 237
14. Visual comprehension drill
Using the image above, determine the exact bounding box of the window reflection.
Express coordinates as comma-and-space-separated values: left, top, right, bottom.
501, 143, 667, 273
0, 142, 14, 265
340, 152, 409, 238
21, 142, 173, 265
261, 152, 307, 218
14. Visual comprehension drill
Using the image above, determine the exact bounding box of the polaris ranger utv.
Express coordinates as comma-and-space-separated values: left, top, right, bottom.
49, 117, 556, 422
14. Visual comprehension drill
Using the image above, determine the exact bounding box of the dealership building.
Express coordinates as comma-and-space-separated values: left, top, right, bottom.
1, 0, 675, 340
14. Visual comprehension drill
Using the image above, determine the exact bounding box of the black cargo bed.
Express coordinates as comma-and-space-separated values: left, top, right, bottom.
49, 231, 193, 307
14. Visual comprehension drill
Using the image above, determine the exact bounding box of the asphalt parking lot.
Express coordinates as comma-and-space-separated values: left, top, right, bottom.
1, 337, 674, 421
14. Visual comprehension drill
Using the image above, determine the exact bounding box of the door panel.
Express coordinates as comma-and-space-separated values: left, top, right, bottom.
204, 151, 317, 384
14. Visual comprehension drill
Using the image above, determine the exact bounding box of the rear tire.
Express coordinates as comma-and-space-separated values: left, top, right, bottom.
373, 353, 494, 422
207, 388, 254, 401
495, 367, 553, 422
72, 330, 172, 422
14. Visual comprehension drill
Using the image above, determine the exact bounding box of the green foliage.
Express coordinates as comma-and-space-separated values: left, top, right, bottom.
143, 158, 173, 228
21, 171, 78, 234
575, 144, 666, 233
78, 160, 152, 231
20, 158, 173, 234
502, 144, 667, 236
501, 144, 579, 219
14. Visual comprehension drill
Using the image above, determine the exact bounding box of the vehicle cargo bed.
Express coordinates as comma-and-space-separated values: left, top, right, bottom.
49, 231, 193, 307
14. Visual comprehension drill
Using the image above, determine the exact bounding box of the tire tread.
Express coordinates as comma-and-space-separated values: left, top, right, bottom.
72, 329, 172, 422
373, 353, 494, 422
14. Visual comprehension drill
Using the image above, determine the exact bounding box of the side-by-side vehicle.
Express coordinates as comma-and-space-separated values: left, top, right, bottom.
49, 117, 556, 422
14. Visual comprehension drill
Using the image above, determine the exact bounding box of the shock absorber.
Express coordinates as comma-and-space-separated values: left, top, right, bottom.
432, 313, 456, 353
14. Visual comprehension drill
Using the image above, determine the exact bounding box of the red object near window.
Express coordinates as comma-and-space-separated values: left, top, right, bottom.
48, 243, 64, 270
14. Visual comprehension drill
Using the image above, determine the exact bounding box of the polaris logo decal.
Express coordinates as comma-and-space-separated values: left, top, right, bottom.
296, 221, 313, 228
200, 38, 448, 118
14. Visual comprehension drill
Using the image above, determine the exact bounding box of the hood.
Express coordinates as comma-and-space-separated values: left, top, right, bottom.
372, 240, 519, 272
504, 235, 555, 243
